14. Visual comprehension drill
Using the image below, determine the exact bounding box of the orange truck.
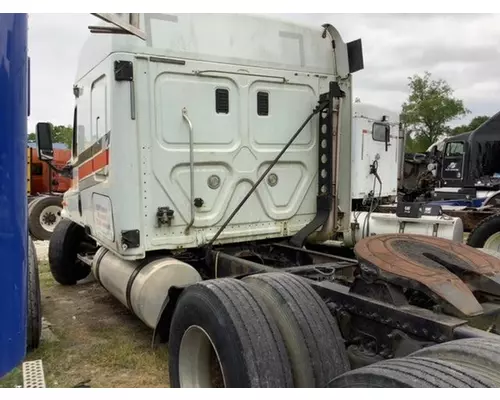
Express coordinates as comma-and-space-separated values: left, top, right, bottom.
27, 143, 71, 240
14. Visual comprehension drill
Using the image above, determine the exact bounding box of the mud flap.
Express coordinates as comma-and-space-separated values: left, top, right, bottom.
151, 285, 188, 349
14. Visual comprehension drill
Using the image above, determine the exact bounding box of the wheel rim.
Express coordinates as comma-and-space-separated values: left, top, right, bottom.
178, 325, 226, 388
39, 205, 62, 233
483, 232, 500, 252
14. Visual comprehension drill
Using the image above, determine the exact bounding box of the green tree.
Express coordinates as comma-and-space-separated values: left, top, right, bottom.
450, 115, 490, 135
401, 71, 469, 151
28, 124, 73, 148
404, 133, 431, 153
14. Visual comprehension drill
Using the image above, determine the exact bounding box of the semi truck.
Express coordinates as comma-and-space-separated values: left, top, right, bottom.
395, 111, 500, 248
36, 13, 500, 388
27, 142, 71, 241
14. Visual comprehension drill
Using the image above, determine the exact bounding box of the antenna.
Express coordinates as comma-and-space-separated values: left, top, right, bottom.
89, 13, 146, 40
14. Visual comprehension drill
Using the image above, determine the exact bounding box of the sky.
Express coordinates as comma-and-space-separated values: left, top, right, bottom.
26, 13, 500, 133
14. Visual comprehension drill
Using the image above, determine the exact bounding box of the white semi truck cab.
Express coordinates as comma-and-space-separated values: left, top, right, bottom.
51, 13, 359, 259
39, 13, 462, 259
33, 14, 498, 389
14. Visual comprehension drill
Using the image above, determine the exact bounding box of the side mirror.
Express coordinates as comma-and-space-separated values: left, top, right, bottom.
36, 122, 54, 161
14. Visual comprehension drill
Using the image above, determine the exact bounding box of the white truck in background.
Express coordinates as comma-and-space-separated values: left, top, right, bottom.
344, 101, 463, 246
33, 14, 500, 389
351, 101, 400, 204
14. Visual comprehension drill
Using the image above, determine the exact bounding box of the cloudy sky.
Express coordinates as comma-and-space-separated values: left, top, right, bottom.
27, 13, 500, 133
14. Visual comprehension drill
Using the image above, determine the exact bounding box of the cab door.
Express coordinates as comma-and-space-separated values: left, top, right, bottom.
441, 140, 465, 186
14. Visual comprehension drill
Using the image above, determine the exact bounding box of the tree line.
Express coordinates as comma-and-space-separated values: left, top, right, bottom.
28, 125, 73, 148
401, 71, 490, 153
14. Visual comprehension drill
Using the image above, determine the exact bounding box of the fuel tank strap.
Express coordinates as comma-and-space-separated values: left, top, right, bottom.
354, 234, 500, 318
125, 255, 166, 314
93, 247, 108, 285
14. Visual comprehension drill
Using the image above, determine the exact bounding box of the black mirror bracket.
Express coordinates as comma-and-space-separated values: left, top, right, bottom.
42, 159, 73, 179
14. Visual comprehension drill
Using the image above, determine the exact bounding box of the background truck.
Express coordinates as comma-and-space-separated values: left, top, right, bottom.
394, 111, 500, 248
36, 13, 500, 388
27, 142, 71, 241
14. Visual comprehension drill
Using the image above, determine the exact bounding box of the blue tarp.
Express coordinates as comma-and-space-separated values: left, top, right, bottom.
0, 13, 28, 378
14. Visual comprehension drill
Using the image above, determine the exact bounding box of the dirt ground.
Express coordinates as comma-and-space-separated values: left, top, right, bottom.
0, 241, 170, 388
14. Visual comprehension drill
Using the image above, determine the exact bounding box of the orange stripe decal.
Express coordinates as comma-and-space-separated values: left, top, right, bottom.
78, 159, 94, 180
78, 149, 109, 181
93, 149, 109, 171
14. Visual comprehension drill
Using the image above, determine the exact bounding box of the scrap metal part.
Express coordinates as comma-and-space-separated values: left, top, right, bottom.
353, 234, 500, 318
22, 360, 46, 388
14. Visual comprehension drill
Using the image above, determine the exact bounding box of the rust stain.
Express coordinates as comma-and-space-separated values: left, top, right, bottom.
353, 234, 500, 317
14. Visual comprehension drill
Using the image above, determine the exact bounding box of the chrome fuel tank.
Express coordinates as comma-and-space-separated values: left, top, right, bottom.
92, 247, 202, 328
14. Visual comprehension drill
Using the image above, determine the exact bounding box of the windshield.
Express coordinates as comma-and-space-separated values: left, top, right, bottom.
445, 141, 464, 157
475, 141, 500, 178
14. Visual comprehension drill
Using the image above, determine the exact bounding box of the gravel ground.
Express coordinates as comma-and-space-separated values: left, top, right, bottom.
33, 240, 49, 261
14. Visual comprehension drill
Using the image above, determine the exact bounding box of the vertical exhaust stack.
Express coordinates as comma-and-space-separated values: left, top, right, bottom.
397, 116, 408, 194
305, 25, 362, 244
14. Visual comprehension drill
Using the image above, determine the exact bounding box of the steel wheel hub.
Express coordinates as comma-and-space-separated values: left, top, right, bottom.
178, 325, 226, 388
39, 205, 62, 232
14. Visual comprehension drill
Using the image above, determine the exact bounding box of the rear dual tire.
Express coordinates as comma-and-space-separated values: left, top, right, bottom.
328, 338, 500, 388
168, 273, 350, 388
328, 355, 497, 388
168, 278, 294, 388
242, 272, 350, 388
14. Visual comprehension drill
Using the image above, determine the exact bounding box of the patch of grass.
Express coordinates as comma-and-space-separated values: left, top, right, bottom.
37, 323, 170, 387
0, 367, 22, 388
0, 257, 171, 388
0, 340, 63, 388
38, 261, 54, 290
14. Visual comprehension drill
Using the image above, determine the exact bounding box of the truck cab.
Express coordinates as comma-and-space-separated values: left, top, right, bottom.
350, 101, 400, 208
434, 111, 500, 201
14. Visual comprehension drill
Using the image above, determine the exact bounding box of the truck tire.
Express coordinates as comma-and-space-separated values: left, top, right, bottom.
48, 219, 91, 285
29, 195, 63, 241
242, 272, 350, 387
27, 195, 41, 215
328, 356, 496, 388
409, 338, 500, 385
27, 236, 42, 351
168, 278, 293, 388
466, 213, 500, 250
